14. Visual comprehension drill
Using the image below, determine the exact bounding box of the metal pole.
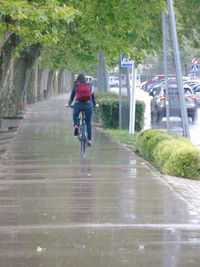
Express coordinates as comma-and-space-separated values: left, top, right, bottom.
119, 58, 122, 129
129, 61, 136, 134
126, 68, 130, 108
162, 11, 170, 133
167, 0, 190, 138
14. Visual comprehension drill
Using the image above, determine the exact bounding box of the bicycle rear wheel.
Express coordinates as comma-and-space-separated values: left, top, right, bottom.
79, 123, 87, 156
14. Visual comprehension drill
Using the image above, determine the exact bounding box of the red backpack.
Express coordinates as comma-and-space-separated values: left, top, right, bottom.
76, 82, 91, 101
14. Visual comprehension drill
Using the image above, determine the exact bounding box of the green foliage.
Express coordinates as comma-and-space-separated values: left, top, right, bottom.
3, 0, 200, 73
0, 0, 166, 70
175, 0, 200, 46
153, 137, 193, 170
163, 143, 200, 179
135, 100, 145, 133
95, 92, 145, 131
96, 92, 119, 128
144, 132, 172, 162
135, 129, 170, 160
0, 0, 77, 52
153, 139, 179, 170
135, 129, 200, 179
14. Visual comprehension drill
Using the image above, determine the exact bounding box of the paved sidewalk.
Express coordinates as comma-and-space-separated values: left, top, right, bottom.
0, 95, 200, 267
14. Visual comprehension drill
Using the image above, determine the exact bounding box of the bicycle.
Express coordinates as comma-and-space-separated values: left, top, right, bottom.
78, 108, 88, 157
67, 105, 88, 157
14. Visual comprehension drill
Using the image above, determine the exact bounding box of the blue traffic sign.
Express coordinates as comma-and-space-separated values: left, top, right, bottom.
120, 54, 133, 68
190, 64, 199, 73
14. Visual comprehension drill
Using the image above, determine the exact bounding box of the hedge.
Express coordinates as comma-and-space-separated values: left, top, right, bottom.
95, 92, 145, 132
135, 129, 173, 161
135, 129, 200, 179
162, 143, 200, 179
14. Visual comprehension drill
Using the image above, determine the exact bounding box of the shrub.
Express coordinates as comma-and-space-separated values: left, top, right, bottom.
163, 144, 200, 179
135, 129, 169, 159
135, 100, 145, 133
98, 93, 119, 128
153, 139, 179, 170
144, 132, 172, 161
95, 92, 145, 132
153, 137, 193, 170
94, 92, 117, 125
136, 129, 200, 179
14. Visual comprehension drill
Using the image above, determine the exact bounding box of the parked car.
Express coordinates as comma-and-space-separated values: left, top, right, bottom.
184, 78, 200, 88
192, 83, 200, 106
142, 75, 165, 92
150, 81, 198, 123
148, 78, 178, 94
109, 76, 119, 87
148, 79, 165, 93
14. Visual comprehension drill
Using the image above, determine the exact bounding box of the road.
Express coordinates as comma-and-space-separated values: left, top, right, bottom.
135, 87, 200, 147
110, 86, 200, 147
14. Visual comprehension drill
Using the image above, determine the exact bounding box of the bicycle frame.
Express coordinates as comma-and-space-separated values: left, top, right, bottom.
67, 105, 89, 157
78, 109, 88, 157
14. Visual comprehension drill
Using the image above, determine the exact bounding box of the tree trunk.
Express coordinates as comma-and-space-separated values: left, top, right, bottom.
98, 50, 108, 92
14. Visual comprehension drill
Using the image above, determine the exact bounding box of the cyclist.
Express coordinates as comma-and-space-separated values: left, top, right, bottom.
68, 74, 96, 146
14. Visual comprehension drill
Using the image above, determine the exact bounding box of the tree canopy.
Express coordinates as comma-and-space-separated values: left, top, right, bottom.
0, 0, 77, 51
174, 0, 200, 48
39, 0, 165, 70
1, 0, 199, 72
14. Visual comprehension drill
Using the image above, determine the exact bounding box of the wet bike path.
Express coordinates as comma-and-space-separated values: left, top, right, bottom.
0, 95, 200, 267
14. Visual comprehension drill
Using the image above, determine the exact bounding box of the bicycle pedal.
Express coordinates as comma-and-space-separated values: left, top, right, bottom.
87, 140, 93, 146
74, 128, 79, 136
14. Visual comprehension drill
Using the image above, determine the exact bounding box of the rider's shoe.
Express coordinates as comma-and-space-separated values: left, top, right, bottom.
87, 139, 93, 146
74, 125, 79, 136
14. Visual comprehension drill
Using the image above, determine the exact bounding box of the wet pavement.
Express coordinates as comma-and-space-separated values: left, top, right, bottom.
0, 95, 200, 267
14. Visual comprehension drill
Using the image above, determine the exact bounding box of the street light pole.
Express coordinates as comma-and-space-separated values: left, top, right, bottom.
167, 0, 190, 138
162, 11, 170, 133
119, 57, 122, 129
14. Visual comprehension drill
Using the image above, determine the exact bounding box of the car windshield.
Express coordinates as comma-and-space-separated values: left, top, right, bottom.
195, 85, 200, 92
163, 86, 192, 96
184, 88, 193, 95
164, 84, 178, 95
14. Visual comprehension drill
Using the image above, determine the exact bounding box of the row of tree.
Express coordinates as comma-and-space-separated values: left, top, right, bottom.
0, 0, 166, 71
0, 0, 200, 118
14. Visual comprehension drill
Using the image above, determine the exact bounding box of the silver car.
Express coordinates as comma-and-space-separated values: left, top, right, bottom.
150, 81, 198, 123
192, 83, 200, 106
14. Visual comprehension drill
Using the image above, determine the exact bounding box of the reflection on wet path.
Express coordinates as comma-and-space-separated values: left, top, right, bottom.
0, 95, 200, 266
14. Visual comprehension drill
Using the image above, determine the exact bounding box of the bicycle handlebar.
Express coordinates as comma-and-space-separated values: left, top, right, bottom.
65, 104, 99, 108
65, 104, 73, 108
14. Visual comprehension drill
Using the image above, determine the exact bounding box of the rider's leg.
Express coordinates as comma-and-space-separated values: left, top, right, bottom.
85, 102, 93, 142
73, 102, 80, 135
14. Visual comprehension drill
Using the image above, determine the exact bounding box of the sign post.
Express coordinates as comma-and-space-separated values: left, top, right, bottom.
190, 59, 199, 76
120, 54, 135, 134
129, 62, 136, 134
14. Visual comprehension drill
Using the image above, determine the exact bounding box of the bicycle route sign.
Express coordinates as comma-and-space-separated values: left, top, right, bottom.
120, 54, 133, 68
